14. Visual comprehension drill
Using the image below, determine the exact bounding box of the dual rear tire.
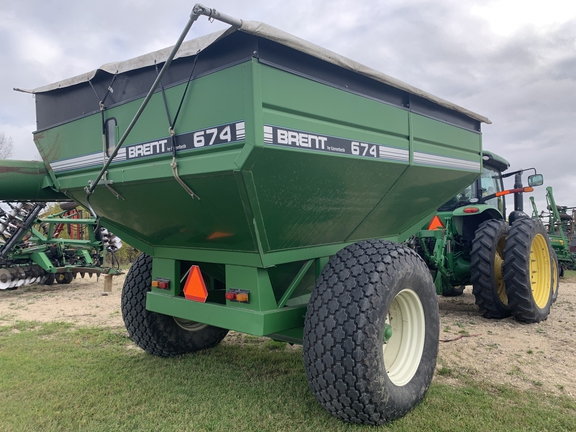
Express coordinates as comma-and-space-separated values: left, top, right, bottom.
471, 218, 554, 323
503, 218, 553, 323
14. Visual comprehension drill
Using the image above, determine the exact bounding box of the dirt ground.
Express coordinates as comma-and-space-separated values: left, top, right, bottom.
0, 274, 575, 398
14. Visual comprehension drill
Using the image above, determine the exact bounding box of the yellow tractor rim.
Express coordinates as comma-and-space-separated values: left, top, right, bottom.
551, 254, 558, 299
530, 233, 551, 308
494, 236, 507, 305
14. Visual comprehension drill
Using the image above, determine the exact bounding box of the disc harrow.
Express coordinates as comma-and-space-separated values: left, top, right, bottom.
0, 201, 121, 290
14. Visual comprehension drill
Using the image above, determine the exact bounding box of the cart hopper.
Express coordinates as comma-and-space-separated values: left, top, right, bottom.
17, 21, 487, 267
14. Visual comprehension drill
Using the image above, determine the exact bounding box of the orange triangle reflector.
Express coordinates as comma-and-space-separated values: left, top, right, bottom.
183, 265, 208, 302
427, 215, 444, 230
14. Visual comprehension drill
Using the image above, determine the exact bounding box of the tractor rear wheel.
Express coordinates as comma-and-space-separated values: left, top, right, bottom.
470, 220, 511, 319
503, 218, 552, 323
303, 239, 438, 425
121, 253, 228, 357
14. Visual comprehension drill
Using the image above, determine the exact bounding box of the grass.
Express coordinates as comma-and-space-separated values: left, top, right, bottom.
563, 270, 576, 282
1, 322, 576, 431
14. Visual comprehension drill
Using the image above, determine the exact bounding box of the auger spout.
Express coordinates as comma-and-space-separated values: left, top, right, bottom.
0, 160, 66, 201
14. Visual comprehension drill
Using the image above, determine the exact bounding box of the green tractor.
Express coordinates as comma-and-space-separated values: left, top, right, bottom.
530, 187, 576, 274
412, 151, 555, 323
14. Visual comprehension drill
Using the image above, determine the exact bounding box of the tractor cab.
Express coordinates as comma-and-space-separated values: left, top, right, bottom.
438, 151, 509, 215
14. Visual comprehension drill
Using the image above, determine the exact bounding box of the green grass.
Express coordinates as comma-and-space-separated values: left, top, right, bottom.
1, 322, 575, 431
563, 270, 576, 282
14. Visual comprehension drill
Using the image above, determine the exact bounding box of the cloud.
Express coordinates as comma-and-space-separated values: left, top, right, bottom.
0, 0, 575, 210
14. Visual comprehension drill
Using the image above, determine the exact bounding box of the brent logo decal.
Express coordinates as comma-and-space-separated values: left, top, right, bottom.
127, 139, 168, 159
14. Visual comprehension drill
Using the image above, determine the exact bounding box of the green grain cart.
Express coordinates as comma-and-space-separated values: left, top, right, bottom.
4, 5, 495, 424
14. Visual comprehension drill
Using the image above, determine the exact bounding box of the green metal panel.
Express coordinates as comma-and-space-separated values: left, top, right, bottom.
89, 172, 257, 252
259, 65, 410, 137
146, 291, 306, 336
151, 258, 181, 297
35, 115, 102, 165
225, 265, 277, 311
412, 115, 481, 156
248, 148, 409, 250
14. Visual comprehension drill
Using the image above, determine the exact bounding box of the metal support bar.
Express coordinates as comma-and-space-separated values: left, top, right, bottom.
85, 3, 243, 197
277, 259, 314, 309
192, 3, 243, 27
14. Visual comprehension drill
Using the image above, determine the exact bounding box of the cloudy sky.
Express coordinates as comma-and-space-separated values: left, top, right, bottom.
1, 0, 575, 211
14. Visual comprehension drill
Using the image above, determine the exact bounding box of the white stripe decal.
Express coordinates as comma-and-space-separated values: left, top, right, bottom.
51, 149, 127, 173
413, 152, 480, 171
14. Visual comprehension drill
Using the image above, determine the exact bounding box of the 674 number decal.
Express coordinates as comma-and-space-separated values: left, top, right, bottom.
351, 142, 378, 158
193, 125, 233, 148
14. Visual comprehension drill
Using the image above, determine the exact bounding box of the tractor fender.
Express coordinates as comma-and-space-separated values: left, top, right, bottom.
452, 205, 504, 240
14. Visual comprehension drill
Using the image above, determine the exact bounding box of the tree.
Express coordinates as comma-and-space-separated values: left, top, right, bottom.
0, 133, 14, 159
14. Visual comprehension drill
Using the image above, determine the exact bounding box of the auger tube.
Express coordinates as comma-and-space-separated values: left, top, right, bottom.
0, 160, 66, 201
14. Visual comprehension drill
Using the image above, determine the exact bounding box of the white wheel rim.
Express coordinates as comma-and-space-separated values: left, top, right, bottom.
383, 288, 426, 386
173, 317, 208, 332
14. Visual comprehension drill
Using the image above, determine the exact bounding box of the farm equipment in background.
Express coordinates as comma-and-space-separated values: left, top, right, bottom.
530, 187, 576, 273
0, 201, 121, 290
0, 4, 557, 425
410, 151, 555, 323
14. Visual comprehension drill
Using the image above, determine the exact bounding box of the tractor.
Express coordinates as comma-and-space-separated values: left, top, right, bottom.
411, 151, 556, 323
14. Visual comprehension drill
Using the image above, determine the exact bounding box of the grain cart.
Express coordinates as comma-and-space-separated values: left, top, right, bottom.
5, 5, 493, 425
411, 151, 554, 323
0, 199, 121, 289
530, 187, 576, 273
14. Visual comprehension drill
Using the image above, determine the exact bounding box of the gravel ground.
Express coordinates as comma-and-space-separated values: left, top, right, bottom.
1, 273, 575, 397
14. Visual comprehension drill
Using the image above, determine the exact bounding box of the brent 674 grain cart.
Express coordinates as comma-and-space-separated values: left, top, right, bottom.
4, 5, 490, 425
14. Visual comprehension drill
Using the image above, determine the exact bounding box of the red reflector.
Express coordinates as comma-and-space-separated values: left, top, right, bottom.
427, 215, 444, 230
152, 278, 170, 289
463, 207, 480, 213
225, 289, 250, 303
183, 266, 208, 302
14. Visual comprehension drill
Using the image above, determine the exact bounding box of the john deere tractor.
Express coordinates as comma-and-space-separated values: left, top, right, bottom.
412, 151, 555, 323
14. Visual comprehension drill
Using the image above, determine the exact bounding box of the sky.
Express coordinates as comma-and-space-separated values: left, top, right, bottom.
1, 0, 575, 212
